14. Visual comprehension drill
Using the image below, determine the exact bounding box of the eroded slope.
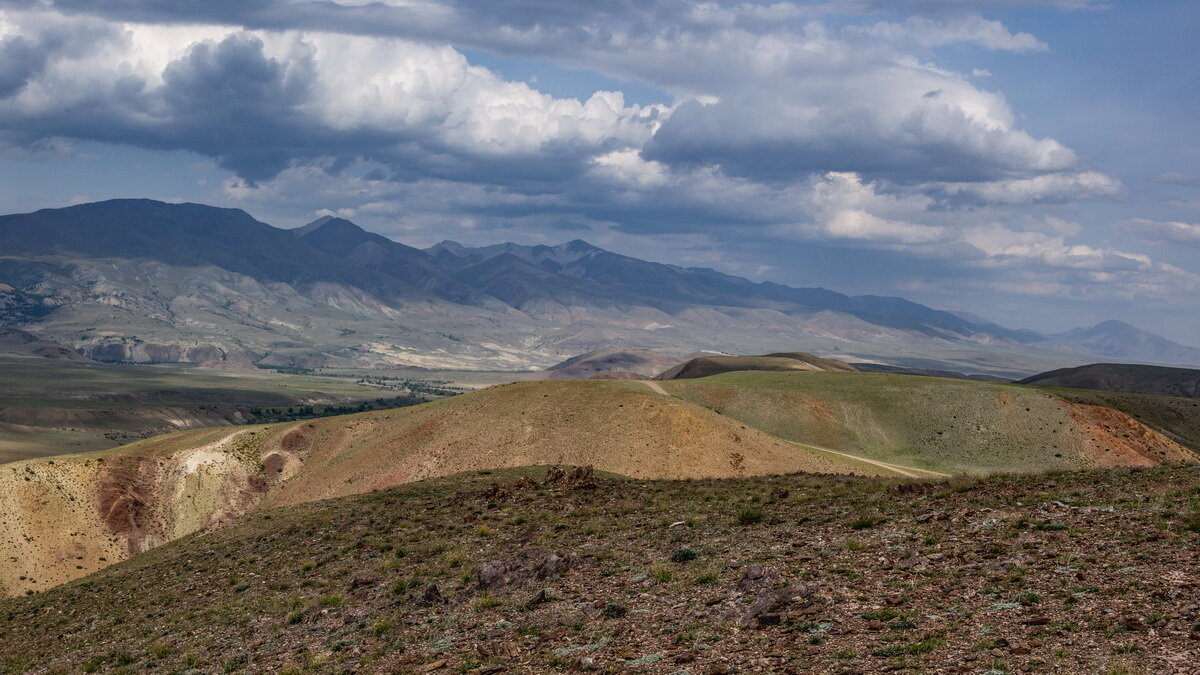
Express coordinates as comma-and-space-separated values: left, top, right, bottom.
0, 380, 865, 596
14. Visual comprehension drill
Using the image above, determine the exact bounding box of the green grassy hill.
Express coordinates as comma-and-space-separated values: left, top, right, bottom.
659, 371, 1195, 474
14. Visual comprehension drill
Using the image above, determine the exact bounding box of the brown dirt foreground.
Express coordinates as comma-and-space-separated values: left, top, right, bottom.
4, 465, 1200, 674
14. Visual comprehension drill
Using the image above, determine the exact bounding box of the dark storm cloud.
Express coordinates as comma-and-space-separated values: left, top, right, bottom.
0, 35, 47, 97
0, 22, 651, 185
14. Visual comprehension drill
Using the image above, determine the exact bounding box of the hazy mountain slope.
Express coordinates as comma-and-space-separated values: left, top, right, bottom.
2, 199, 1194, 372
0, 200, 410, 298
1040, 321, 1200, 366
1020, 362, 1200, 399
294, 217, 492, 306
428, 239, 1027, 339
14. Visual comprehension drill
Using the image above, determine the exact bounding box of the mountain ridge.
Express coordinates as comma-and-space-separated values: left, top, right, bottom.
0, 199, 1196, 372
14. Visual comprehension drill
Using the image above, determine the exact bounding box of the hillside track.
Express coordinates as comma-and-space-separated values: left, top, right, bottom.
636, 380, 951, 479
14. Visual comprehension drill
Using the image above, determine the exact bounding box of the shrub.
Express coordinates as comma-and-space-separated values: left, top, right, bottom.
670, 547, 699, 563
737, 507, 765, 526
602, 601, 628, 618
849, 515, 883, 530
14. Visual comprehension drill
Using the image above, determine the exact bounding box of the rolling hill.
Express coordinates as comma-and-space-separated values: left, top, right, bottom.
543, 347, 684, 379
655, 352, 858, 380
1020, 362, 1200, 399
2, 372, 1193, 598
0, 379, 878, 597
658, 371, 1195, 474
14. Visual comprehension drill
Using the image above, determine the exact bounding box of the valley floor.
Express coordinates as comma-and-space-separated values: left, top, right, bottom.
3, 465, 1199, 673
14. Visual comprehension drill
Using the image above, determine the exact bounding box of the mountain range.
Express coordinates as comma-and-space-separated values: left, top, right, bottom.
1, 198, 1197, 375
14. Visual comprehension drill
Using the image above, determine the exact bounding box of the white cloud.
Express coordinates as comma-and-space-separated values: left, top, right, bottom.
1120, 219, 1200, 246
852, 15, 1048, 52
590, 149, 670, 189
934, 170, 1123, 204
795, 172, 945, 244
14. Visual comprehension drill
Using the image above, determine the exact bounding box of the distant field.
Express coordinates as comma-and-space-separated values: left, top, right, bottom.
0, 357, 470, 464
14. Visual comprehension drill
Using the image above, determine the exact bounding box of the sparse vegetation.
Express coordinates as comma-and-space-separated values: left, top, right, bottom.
669, 547, 699, 563
3, 464, 1200, 672
736, 507, 765, 525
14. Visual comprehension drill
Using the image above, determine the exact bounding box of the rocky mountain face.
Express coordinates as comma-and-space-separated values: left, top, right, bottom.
1, 199, 1196, 373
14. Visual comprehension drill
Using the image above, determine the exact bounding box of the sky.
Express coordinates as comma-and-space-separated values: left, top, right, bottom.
0, 0, 1197, 342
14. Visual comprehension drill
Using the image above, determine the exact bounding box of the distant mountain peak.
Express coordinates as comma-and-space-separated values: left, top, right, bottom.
293, 215, 367, 238
1048, 319, 1200, 366
1090, 319, 1138, 332
563, 239, 600, 251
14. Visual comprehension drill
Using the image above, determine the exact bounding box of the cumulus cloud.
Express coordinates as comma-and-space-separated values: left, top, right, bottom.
790, 172, 946, 244
0, 12, 667, 182
0, 0, 1171, 307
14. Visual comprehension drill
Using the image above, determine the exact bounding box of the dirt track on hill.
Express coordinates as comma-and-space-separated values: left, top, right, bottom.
637, 380, 951, 478
781, 439, 951, 478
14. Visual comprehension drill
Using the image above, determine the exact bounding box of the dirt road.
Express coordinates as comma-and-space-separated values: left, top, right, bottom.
636, 380, 950, 479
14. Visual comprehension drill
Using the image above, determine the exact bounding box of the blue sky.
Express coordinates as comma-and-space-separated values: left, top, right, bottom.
0, 0, 1197, 342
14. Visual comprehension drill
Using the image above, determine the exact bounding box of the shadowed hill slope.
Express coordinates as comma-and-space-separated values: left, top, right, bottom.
655, 352, 857, 380
1019, 362, 1200, 399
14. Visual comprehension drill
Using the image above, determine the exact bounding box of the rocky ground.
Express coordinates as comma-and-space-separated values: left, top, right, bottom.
3, 465, 1200, 673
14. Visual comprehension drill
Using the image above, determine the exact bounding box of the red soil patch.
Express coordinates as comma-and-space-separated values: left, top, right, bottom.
1062, 400, 1197, 468
96, 456, 158, 556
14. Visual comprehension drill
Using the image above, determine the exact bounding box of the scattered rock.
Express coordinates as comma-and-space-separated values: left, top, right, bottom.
737, 582, 817, 625
477, 549, 573, 591
419, 584, 445, 606
756, 613, 782, 627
